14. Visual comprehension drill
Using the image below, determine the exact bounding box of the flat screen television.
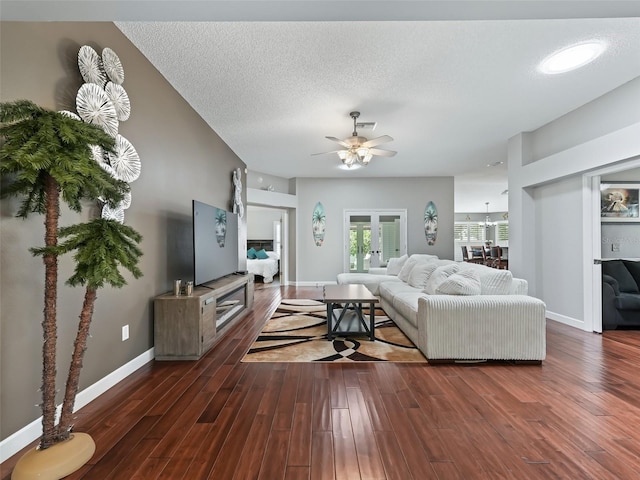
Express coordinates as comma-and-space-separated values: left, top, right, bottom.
192, 200, 239, 286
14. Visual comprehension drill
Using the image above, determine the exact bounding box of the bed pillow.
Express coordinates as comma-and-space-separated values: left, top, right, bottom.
386, 254, 408, 276
255, 249, 269, 259
247, 247, 257, 259
266, 251, 279, 260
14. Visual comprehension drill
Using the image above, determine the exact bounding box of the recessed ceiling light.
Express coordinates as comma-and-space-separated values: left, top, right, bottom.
540, 41, 605, 74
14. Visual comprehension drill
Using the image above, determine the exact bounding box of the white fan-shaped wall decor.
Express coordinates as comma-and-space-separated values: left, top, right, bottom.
98, 161, 117, 179
101, 203, 125, 223
122, 191, 132, 210
76, 83, 119, 137
102, 48, 125, 85
105, 82, 131, 121
89, 144, 109, 166
78, 46, 107, 86
59, 110, 81, 121
108, 135, 141, 183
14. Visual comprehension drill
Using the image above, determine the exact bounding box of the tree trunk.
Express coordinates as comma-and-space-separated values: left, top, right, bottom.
56, 287, 97, 441
40, 174, 60, 450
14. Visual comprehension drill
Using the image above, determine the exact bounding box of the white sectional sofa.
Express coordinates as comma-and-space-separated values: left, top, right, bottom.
337, 254, 547, 362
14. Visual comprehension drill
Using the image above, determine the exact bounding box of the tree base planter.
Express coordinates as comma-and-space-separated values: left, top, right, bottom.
11, 433, 95, 480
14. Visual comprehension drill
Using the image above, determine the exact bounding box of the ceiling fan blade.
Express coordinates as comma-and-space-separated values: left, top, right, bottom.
325, 136, 351, 148
362, 135, 394, 148
369, 148, 397, 157
311, 150, 344, 156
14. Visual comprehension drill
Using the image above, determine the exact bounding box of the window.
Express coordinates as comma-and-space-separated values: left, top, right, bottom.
496, 221, 509, 242
455, 222, 487, 243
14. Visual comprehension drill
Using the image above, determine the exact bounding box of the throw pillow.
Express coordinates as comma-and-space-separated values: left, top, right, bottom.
247, 247, 257, 259
386, 254, 408, 276
409, 254, 439, 263
436, 270, 481, 295
424, 263, 460, 295
397, 256, 422, 282
407, 261, 447, 289
255, 249, 269, 260
458, 263, 513, 295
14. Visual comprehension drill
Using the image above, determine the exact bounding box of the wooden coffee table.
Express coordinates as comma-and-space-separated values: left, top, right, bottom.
323, 284, 379, 341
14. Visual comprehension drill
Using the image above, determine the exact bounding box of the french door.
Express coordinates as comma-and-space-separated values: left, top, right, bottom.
344, 210, 407, 273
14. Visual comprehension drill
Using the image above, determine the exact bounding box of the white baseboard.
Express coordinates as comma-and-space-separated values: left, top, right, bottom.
294, 281, 336, 287
0, 348, 154, 463
546, 311, 590, 331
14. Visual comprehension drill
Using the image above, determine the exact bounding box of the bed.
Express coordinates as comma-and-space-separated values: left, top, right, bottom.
247, 240, 279, 283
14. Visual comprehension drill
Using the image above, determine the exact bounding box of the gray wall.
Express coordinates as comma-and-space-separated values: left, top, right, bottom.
295, 177, 454, 283
247, 205, 282, 240
0, 22, 246, 440
534, 176, 585, 321
509, 77, 640, 329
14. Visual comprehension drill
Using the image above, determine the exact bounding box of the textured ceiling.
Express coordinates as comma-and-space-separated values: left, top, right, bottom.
115, 18, 640, 211
5, 1, 640, 212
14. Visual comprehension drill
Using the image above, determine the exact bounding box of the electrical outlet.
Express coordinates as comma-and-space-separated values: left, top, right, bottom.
612, 243, 620, 252
122, 325, 129, 341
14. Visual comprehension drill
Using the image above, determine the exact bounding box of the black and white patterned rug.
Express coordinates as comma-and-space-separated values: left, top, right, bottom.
242, 299, 427, 363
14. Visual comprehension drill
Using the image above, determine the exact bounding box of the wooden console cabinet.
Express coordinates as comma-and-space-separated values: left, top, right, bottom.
153, 273, 254, 360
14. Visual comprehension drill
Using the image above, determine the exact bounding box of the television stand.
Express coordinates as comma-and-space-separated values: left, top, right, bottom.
153, 273, 254, 360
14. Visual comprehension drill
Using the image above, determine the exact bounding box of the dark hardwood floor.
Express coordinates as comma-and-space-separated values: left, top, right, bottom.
3, 285, 640, 479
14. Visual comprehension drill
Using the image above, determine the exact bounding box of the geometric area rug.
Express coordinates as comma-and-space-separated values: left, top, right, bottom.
242, 299, 427, 363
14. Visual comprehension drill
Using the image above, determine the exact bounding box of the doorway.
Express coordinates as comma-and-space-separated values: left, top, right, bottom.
246, 205, 288, 286
343, 210, 407, 273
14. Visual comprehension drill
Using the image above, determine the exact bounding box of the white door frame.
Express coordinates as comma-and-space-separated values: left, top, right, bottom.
343, 209, 407, 273
583, 158, 640, 333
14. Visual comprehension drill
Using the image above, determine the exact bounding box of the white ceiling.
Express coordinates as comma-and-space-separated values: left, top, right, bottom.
5, 1, 640, 212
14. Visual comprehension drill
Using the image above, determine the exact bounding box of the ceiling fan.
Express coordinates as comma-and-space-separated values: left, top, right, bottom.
313, 111, 397, 168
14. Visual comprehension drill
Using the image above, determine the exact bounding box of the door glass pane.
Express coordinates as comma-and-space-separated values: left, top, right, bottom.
349, 216, 371, 273
378, 215, 401, 267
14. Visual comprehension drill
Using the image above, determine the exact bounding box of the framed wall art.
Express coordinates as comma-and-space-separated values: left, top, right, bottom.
601, 183, 640, 222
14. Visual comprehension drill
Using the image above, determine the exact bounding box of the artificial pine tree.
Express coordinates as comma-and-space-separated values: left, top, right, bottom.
0, 100, 142, 451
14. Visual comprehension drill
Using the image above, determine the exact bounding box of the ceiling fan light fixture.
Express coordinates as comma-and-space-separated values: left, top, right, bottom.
314, 111, 396, 168
356, 147, 369, 160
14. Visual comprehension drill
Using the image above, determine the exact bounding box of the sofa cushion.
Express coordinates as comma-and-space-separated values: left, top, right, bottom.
424, 264, 460, 295
336, 273, 401, 295
617, 292, 640, 310
603, 260, 639, 293
386, 254, 408, 276
436, 269, 481, 295
622, 261, 640, 292
391, 292, 422, 328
